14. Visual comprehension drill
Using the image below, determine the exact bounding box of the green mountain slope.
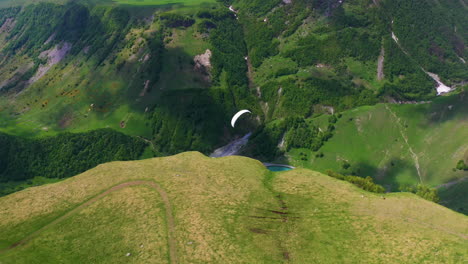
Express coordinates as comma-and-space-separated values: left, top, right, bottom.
1, 0, 466, 139
289, 90, 468, 187
0, 0, 466, 213
235, 0, 467, 109
285, 90, 468, 213
0, 0, 258, 152
0, 152, 466, 263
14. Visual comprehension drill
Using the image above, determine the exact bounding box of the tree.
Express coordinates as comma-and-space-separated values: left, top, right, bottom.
456, 160, 468, 171
342, 161, 351, 170
415, 185, 440, 203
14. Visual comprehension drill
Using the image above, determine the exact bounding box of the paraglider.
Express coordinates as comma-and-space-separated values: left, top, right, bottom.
231, 110, 251, 128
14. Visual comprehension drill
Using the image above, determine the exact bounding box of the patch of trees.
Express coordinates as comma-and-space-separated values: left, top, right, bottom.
209, 15, 248, 88
456, 160, 468, 171
262, 77, 377, 118
80, 6, 131, 66
331, 4, 373, 29
159, 13, 195, 28
381, 0, 467, 82
56, 3, 90, 43
400, 185, 440, 203
214, 0, 232, 7
285, 117, 334, 151
284, 28, 380, 66
267, 1, 310, 37
0, 6, 20, 26
144, 7, 258, 158
149, 90, 226, 155
311, 0, 340, 15
240, 1, 381, 67
0, 129, 147, 183
298, 152, 309, 161
206, 7, 258, 110
237, 0, 283, 16
5, 3, 65, 55
142, 33, 165, 85
196, 8, 232, 21
381, 38, 435, 100
197, 20, 217, 33
242, 17, 279, 67
335, 28, 380, 61
3, 2, 132, 66
273, 66, 298, 78
246, 115, 337, 160
326, 170, 385, 193
230, 0, 314, 68
247, 122, 287, 161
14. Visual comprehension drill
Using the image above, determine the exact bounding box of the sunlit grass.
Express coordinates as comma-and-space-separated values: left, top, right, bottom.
0, 152, 466, 263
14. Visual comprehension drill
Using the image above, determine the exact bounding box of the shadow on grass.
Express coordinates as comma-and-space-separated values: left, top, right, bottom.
406, 89, 468, 129
347, 158, 418, 191
438, 179, 468, 216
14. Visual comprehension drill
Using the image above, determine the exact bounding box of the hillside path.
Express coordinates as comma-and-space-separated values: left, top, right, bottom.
384, 105, 423, 183
377, 46, 385, 81
0, 181, 178, 264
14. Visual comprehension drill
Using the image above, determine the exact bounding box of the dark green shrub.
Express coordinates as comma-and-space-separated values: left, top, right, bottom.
326, 170, 385, 193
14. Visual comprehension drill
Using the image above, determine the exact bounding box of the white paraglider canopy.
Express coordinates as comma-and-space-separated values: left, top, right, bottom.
231, 110, 251, 127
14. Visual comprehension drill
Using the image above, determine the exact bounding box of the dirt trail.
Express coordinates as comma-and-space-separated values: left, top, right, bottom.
0, 181, 178, 264
137, 136, 156, 152
377, 46, 385, 81
384, 105, 423, 183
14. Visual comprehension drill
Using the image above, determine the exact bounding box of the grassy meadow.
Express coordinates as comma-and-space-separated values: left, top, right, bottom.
0, 152, 466, 263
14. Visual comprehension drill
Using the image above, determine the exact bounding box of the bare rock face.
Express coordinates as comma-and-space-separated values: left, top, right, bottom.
44, 33, 56, 45
377, 46, 385, 81
0, 18, 15, 34
29, 42, 72, 84
194, 49, 212, 70
194, 49, 212, 80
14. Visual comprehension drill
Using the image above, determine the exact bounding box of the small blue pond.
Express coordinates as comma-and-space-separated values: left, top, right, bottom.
267, 166, 293, 172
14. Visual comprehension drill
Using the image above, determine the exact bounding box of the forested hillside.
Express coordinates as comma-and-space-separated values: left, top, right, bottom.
0, 129, 146, 195
1, 0, 466, 132
233, 0, 467, 119
0, 0, 466, 209
0, 1, 257, 153
1, 0, 466, 141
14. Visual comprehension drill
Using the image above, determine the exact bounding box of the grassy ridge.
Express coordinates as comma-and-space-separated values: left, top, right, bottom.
0, 152, 466, 263
0, 0, 466, 216
1, 184, 171, 263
